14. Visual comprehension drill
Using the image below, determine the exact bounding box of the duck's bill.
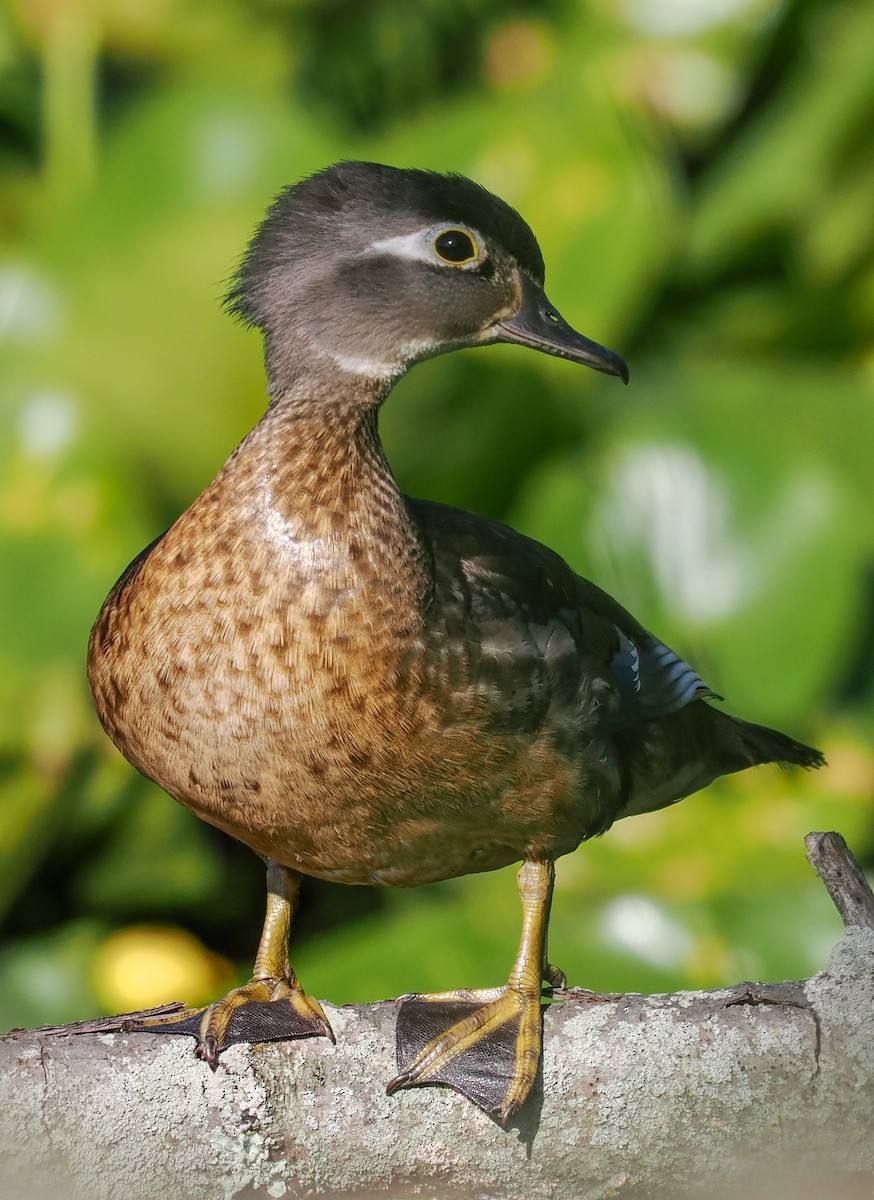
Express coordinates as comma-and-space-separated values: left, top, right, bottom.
496, 274, 629, 383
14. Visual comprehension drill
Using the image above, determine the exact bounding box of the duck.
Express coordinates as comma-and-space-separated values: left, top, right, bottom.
87, 161, 824, 1121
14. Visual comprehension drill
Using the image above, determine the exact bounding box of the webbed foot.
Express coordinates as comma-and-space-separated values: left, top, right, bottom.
387, 859, 560, 1121
127, 975, 332, 1064
389, 982, 546, 1120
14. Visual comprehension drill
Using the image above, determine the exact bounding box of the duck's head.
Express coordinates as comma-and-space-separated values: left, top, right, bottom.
228, 161, 628, 397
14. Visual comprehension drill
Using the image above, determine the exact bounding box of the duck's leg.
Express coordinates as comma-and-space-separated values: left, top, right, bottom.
127, 860, 333, 1063
388, 859, 560, 1121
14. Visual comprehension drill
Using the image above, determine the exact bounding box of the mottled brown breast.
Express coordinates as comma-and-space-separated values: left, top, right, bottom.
88, 401, 606, 887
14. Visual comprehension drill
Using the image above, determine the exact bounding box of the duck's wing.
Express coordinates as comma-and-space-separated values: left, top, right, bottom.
407, 499, 823, 820
407, 497, 716, 740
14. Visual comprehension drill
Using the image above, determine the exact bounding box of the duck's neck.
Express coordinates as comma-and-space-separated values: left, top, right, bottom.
216, 376, 427, 589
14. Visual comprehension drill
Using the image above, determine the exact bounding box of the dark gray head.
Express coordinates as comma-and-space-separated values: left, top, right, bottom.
228, 161, 627, 395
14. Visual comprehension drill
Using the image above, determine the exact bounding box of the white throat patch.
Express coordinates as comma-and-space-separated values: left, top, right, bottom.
325, 351, 404, 381
321, 336, 438, 381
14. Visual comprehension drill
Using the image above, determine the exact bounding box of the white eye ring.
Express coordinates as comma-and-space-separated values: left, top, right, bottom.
367, 225, 485, 269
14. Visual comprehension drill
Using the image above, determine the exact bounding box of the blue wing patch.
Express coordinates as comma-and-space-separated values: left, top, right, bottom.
607, 627, 719, 731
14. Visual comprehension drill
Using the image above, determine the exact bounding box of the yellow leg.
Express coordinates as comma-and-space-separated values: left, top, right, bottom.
387, 859, 560, 1121
131, 860, 333, 1066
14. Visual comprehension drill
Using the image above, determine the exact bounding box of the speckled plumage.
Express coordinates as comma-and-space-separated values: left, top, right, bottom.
89, 390, 607, 885
88, 388, 818, 886
87, 162, 823, 1117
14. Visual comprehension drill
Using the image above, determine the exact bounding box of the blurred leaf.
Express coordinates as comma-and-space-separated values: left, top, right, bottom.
687, 3, 874, 274
0, 920, 104, 1029
77, 782, 223, 912
0, 763, 57, 922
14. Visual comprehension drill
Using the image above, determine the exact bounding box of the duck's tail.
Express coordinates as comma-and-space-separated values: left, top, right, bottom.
614, 702, 825, 820
719, 711, 826, 772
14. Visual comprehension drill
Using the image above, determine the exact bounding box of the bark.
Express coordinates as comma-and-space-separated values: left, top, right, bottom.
1, 832, 872, 1200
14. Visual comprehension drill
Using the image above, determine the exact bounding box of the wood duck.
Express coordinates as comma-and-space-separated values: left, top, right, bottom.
88, 161, 823, 1121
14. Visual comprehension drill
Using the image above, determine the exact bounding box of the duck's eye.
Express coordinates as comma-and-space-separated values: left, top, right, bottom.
434, 228, 479, 265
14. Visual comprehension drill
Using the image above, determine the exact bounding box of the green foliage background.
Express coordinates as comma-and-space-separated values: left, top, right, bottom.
0, 0, 872, 1028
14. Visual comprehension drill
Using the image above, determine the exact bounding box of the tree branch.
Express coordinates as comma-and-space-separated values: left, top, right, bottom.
805, 830, 874, 931
1, 833, 872, 1200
